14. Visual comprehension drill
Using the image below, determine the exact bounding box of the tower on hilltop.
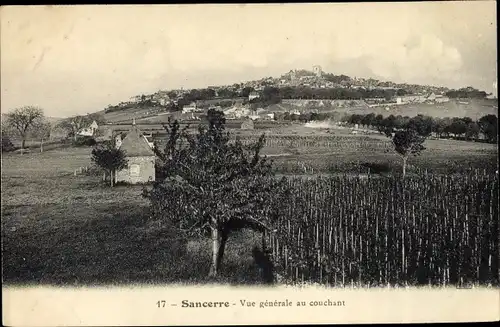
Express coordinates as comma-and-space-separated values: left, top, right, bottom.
313, 65, 323, 77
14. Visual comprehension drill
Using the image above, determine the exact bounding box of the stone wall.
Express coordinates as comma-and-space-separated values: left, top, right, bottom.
116, 156, 156, 184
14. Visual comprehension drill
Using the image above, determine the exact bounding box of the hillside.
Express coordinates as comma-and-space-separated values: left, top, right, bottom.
93, 67, 497, 125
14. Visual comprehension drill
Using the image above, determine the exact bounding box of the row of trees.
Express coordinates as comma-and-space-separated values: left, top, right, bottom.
251, 86, 406, 103
445, 87, 489, 99
269, 110, 497, 144
343, 113, 498, 143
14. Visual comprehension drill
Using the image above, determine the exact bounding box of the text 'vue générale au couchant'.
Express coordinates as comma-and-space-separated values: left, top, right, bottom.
176, 299, 346, 308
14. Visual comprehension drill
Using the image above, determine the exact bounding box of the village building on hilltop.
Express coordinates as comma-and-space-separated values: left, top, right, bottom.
114, 121, 156, 184
248, 91, 260, 101
224, 104, 251, 119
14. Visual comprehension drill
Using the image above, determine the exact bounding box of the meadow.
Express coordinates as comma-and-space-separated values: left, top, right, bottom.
1, 127, 498, 286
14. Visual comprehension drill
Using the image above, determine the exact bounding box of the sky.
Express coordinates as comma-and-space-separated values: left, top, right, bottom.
1, 2, 497, 118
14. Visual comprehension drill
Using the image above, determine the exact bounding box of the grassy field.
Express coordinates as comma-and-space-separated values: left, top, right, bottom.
1, 148, 267, 286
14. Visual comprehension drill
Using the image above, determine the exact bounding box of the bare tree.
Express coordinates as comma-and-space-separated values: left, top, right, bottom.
57, 115, 92, 141
31, 119, 52, 152
5, 106, 44, 154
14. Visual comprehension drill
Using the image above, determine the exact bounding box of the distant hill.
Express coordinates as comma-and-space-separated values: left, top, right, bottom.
84, 67, 498, 124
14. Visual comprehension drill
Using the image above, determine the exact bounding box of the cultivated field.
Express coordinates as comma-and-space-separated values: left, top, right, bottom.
157, 124, 498, 175
266, 175, 499, 286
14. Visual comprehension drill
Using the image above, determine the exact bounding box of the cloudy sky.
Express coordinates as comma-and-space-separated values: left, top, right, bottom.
1, 2, 497, 117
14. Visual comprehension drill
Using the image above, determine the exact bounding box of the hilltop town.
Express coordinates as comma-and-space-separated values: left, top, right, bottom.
102, 66, 497, 124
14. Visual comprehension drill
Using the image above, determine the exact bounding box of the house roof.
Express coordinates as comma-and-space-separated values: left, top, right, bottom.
118, 126, 155, 157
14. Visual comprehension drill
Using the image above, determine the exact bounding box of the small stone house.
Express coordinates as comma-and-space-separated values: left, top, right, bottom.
115, 125, 156, 184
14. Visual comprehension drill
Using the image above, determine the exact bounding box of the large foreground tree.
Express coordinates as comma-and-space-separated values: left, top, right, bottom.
143, 117, 288, 277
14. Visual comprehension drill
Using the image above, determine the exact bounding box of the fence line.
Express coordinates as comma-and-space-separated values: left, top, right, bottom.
74, 165, 90, 176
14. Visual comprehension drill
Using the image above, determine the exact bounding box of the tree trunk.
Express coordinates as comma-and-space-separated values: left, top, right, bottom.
402, 156, 408, 178
208, 226, 221, 277
110, 169, 114, 187
262, 229, 267, 251
21, 138, 26, 155
40, 138, 44, 153
216, 228, 229, 273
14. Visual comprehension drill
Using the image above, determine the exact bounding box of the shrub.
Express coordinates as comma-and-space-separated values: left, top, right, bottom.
1, 136, 16, 152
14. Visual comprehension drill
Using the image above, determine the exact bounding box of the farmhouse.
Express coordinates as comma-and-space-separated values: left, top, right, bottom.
182, 102, 198, 113
77, 120, 99, 137
115, 124, 156, 184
